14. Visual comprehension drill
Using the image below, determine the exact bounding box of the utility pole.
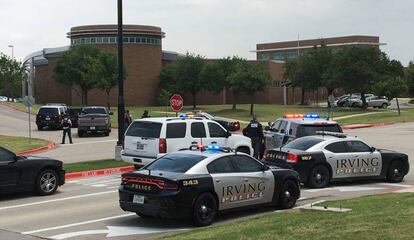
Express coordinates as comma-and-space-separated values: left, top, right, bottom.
8, 45, 14, 59
116, 0, 125, 159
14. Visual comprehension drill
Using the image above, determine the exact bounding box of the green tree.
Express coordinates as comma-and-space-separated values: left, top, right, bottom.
54, 45, 102, 106
407, 61, 414, 97
373, 76, 407, 115
219, 56, 245, 110
199, 61, 225, 94
0, 53, 24, 100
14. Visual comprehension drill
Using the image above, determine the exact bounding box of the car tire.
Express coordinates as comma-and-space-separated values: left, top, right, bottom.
35, 169, 59, 196
104, 130, 110, 136
78, 130, 84, 137
278, 179, 300, 209
136, 213, 152, 218
237, 147, 250, 155
37, 125, 43, 131
386, 160, 406, 183
382, 103, 388, 109
307, 165, 330, 188
191, 192, 217, 227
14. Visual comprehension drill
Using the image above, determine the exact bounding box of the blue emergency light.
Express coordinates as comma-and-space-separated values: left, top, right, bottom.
206, 144, 221, 151
304, 113, 320, 119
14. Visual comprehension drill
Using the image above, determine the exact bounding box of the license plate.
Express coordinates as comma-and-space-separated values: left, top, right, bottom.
90, 126, 96, 130
45, 117, 50, 120
133, 195, 144, 204
136, 143, 144, 150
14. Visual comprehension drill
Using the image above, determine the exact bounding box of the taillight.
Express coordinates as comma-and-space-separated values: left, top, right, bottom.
159, 138, 167, 153
104, 118, 109, 124
232, 122, 240, 131
121, 176, 129, 184
287, 152, 299, 164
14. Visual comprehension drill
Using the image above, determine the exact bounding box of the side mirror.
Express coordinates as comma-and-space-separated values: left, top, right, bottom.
370, 147, 376, 152
264, 126, 270, 131
261, 164, 270, 171
226, 131, 232, 138
109, 112, 114, 115
280, 129, 286, 134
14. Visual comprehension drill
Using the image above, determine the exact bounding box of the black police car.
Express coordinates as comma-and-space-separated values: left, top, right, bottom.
0, 147, 65, 195
263, 132, 410, 188
119, 145, 300, 226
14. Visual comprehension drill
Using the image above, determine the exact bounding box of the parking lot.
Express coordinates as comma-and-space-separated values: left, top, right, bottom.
1, 104, 414, 239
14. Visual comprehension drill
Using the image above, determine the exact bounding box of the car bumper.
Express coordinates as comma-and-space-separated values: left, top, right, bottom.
59, 169, 66, 186
120, 152, 157, 167
118, 188, 191, 219
78, 126, 109, 131
36, 120, 60, 127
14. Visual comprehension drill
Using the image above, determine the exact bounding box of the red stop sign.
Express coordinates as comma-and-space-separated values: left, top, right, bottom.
170, 94, 184, 112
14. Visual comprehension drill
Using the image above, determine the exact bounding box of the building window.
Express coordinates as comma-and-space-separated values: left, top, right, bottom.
129, 37, 135, 43
96, 37, 102, 43
103, 37, 109, 43
90, 38, 96, 44
71, 36, 161, 46
258, 53, 269, 61
109, 37, 116, 43
287, 51, 298, 59
272, 52, 284, 60
123, 37, 129, 43
85, 38, 91, 44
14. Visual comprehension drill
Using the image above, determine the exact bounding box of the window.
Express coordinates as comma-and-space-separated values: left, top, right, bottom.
325, 142, 348, 153
296, 124, 342, 138
258, 53, 269, 61
85, 38, 91, 44
166, 123, 186, 138
103, 37, 109, 43
38, 107, 58, 116
272, 52, 284, 60
81, 108, 107, 114
123, 37, 129, 43
145, 153, 206, 173
0, 147, 15, 162
90, 38, 96, 44
136, 37, 142, 43
287, 51, 297, 59
346, 141, 371, 152
125, 122, 162, 138
271, 120, 282, 131
129, 37, 135, 43
80, 38, 85, 44
207, 157, 234, 173
96, 37, 103, 43
231, 155, 262, 172
191, 122, 206, 138
109, 37, 116, 43
279, 120, 288, 134
284, 137, 324, 151
208, 122, 226, 138
289, 122, 298, 136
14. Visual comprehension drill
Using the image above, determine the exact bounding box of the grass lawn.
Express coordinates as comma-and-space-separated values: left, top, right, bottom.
64, 159, 132, 173
0, 135, 49, 153
164, 193, 414, 240
337, 108, 414, 125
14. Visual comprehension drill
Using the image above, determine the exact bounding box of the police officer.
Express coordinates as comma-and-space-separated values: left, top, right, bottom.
61, 113, 73, 144
243, 116, 263, 159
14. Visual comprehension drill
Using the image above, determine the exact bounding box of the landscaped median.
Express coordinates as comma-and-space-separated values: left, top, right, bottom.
64, 159, 134, 179
163, 192, 414, 240
0, 135, 53, 154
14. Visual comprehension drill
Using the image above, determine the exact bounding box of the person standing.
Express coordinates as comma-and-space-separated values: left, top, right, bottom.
243, 116, 263, 159
124, 110, 132, 128
61, 114, 73, 144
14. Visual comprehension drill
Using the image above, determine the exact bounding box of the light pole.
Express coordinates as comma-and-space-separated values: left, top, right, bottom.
8, 45, 14, 59
116, 0, 125, 157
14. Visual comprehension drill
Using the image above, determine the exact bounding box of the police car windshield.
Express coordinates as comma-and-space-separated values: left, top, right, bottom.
145, 153, 206, 173
296, 124, 341, 138
284, 137, 324, 151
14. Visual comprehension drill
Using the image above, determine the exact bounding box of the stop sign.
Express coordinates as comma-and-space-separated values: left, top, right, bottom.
170, 94, 184, 112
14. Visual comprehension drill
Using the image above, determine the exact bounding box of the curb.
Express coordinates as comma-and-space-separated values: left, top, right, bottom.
17, 141, 56, 156
65, 165, 135, 180
1, 102, 36, 116
341, 122, 395, 130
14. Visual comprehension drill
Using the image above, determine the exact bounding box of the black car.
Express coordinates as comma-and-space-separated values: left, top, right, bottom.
263, 132, 409, 188
0, 147, 65, 195
36, 105, 67, 130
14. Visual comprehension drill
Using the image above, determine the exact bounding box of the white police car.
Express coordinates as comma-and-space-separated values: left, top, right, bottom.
119, 144, 300, 226
263, 132, 410, 188
121, 116, 253, 168
264, 113, 342, 150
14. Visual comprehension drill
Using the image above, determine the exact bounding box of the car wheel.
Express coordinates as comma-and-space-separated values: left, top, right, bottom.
237, 147, 250, 155
104, 130, 110, 136
36, 169, 59, 196
191, 192, 217, 227
278, 179, 300, 209
307, 165, 330, 188
386, 160, 406, 183
382, 103, 388, 109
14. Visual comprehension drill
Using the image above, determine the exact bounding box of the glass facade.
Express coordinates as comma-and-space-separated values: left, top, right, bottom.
272, 52, 284, 60
258, 53, 270, 61
287, 51, 298, 59
71, 36, 161, 46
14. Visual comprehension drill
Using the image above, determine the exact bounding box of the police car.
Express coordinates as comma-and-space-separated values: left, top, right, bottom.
119, 145, 300, 226
264, 113, 342, 150
263, 132, 410, 188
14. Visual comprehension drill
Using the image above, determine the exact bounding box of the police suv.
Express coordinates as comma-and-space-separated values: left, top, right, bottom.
119, 145, 300, 226
121, 116, 253, 168
263, 132, 410, 188
264, 114, 342, 150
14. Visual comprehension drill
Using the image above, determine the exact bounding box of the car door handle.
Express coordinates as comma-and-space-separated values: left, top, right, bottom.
215, 179, 221, 183
244, 178, 249, 182
191, 141, 198, 144
211, 141, 217, 144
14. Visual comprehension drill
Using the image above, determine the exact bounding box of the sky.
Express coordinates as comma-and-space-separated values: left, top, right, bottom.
0, 0, 413, 65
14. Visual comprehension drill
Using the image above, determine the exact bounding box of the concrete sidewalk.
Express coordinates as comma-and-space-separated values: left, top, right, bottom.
0, 230, 45, 240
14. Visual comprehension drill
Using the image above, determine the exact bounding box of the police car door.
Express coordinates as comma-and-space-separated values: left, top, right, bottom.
274, 120, 289, 148
207, 122, 228, 147
345, 140, 382, 177
264, 120, 282, 149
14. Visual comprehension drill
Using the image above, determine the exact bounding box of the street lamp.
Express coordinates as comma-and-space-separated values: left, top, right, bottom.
8, 45, 14, 58
116, 0, 125, 153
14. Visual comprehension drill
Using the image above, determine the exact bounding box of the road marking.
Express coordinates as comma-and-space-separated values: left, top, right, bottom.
22, 213, 135, 235
0, 190, 116, 211
59, 139, 117, 146
49, 225, 189, 239
304, 186, 386, 193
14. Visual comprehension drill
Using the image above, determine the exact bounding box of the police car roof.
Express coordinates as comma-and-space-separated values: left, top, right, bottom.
281, 118, 338, 125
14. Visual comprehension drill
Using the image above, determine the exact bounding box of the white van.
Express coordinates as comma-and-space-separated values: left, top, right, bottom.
121, 117, 253, 167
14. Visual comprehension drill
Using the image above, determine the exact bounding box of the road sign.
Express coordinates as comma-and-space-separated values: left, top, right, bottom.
23, 96, 35, 108
170, 94, 183, 112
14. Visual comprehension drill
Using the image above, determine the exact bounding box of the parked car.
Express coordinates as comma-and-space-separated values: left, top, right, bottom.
353, 96, 391, 108
77, 106, 112, 137
121, 116, 253, 168
0, 146, 65, 195
36, 105, 67, 130
345, 94, 374, 107
182, 112, 241, 132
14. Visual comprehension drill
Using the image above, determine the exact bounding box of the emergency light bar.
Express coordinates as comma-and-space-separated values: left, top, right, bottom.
179, 114, 194, 118
283, 113, 320, 119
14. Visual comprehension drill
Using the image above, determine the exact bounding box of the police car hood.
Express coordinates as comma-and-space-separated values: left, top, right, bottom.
377, 148, 398, 153
124, 169, 208, 181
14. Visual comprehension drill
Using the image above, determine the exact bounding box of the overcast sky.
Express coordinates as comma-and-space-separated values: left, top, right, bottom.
0, 0, 413, 65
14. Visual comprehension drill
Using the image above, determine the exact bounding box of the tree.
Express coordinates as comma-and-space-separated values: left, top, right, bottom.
0, 53, 24, 100
407, 61, 414, 97
199, 61, 225, 94
54, 45, 103, 106
219, 56, 245, 110
373, 76, 408, 115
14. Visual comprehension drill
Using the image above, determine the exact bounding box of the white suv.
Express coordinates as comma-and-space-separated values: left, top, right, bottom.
121, 117, 253, 167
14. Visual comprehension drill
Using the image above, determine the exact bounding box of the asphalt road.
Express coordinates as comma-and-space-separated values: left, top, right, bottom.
0, 104, 117, 163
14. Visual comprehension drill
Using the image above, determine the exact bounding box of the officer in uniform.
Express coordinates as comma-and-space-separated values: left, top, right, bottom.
61, 113, 73, 144
243, 116, 263, 159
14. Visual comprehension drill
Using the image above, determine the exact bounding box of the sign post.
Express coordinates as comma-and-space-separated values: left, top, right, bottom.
23, 96, 35, 144
170, 94, 184, 116
328, 94, 335, 120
